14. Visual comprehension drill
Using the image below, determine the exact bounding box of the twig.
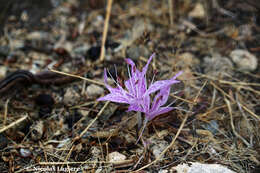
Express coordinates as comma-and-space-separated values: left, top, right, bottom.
0, 115, 28, 133
60, 101, 110, 169
170, 94, 196, 104
3, 99, 9, 125
168, 0, 174, 26
39, 160, 133, 166
99, 0, 113, 61
210, 81, 260, 121
224, 98, 251, 147
49, 68, 105, 86
78, 101, 110, 139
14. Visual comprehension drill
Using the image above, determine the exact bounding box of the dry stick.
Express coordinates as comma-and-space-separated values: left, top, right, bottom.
3, 99, 9, 125
40, 160, 134, 166
224, 98, 251, 147
170, 94, 195, 104
168, 0, 174, 26
49, 68, 105, 86
210, 81, 260, 121
195, 72, 260, 87
0, 115, 28, 133
60, 101, 110, 169
79, 101, 110, 138
99, 0, 113, 61
136, 81, 208, 171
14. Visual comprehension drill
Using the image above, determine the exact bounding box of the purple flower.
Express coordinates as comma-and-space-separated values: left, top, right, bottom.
98, 53, 182, 120
129, 71, 182, 120
97, 53, 155, 105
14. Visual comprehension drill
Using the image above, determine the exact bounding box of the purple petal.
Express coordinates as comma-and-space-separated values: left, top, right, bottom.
125, 58, 136, 67
145, 79, 179, 96
124, 79, 135, 95
145, 71, 182, 96
142, 53, 155, 75
127, 103, 143, 112
142, 95, 150, 113
151, 86, 171, 111
171, 71, 183, 80
146, 107, 174, 120
97, 93, 131, 104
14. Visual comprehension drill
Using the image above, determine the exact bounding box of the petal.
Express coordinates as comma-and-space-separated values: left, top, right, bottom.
97, 93, 130, 104
151, 86, 170, 111
125, 58, 136, 67
145, 71, 182, 96
127, 103, 143, 112
146, 107, 174, 120
142, 53, 155, 75
170, 71, 183, 80
142, 94, 150, 112
145, 79, 179, 96
124, 79, 135, 94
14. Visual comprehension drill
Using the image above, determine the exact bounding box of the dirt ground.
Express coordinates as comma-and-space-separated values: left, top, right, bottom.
0, 0, 259, 172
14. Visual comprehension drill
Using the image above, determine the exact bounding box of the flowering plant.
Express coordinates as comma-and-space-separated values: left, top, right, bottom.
98, 53, 182, 121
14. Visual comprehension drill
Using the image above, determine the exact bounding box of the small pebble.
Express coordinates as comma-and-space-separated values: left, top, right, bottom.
86, 84, 104, 97
108, 151, 126, 162
86, 46, 101, 61
230, 49, 258, 71
30, 121, 44, 141
0, 66, 7, 78
63, 88, 80, 106
35, 94, 54, 107
90, 146, 102, 161
172, 162, 236, 173
203, 54, 233, 77
126, 45, 149, 61
0, 134, 9, 150
189, 3, 205, 18
20, 148, 31, 158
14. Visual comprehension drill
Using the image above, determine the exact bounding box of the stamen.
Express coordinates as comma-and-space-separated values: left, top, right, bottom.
127, 64, 135, 95
114, 64, 118, 83
107, 69, 118, 85
150, 69, 157, 86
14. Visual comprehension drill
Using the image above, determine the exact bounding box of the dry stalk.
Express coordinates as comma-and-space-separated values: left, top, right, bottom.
224, 98, 250, 147
210, 81, 260, 121
49, 68, 105, 86
0, 114, 28, 133
58, 101, 110, 169
168, 0, 174, 26
78, 101, 110, 139
99, 0, 113, 61
3, 99, 9, 125
39, 160, 134, 166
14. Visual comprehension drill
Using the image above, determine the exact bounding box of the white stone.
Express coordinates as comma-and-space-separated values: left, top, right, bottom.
86, 84, 104, 97
172, 162, 236, 173
63, 88, 80, 105
0, 66, 7, 78
151, 140, 168, 159
20, 148, 31, 157
108, 151, 126, 162
230, 49, 257, 71
189, 3, 205, 18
